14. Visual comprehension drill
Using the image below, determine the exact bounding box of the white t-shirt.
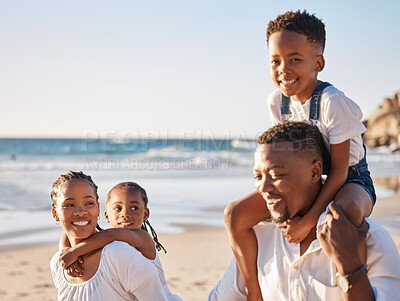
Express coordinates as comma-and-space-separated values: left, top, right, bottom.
268, 85, 366, 166
208, 210, 400, 301
152, 252, 182, 300
50, 241, 169, 301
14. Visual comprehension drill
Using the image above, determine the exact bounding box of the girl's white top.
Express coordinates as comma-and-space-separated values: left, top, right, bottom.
50, 241, 175, 301
268, 84, 366, 166
152, 252, 182, 300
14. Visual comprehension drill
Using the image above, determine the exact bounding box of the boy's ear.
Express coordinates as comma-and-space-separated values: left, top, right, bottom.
104, 211, 110, 223
315, 55, 325, 72
311, 160, 323, 182
144, 208, 150, 220
52, 207, 59, 222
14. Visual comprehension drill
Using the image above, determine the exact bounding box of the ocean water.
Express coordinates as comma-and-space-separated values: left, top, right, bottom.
0, 138, 399, 249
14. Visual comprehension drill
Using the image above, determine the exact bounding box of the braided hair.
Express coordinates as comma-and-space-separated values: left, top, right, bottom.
106, 182, 167, 253
51, 171, 101, 230
51, 171, 99, 207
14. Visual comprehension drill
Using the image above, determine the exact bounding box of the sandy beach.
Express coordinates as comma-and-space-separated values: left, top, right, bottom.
0, 194, 399, 301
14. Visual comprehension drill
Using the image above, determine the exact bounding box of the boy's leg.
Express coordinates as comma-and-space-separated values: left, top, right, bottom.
334, 183, 373, 265
224, 191, 270, 301
334, 183, 373, 226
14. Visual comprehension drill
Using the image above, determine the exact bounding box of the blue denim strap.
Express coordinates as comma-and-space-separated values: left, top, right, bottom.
348, 145, 368, 175
309, 82, 331, 121
280, 82, 331, 122
281, 94, 291, 121
311, 82, 332, 174
279, 81, 332, 174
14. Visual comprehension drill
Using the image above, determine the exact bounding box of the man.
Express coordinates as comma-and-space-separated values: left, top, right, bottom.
209, 122, 400, 300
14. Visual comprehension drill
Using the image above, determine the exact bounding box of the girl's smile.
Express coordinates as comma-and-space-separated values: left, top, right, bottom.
105, 188, 149, 230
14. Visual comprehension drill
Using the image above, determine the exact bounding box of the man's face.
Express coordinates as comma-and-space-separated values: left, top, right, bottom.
253, 142, 317, 223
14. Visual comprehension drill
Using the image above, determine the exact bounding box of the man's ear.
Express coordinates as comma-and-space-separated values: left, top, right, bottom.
315, 55, 325, 72
311, 159, 323, 182
144, 208, 150, 221
52, 207, 59, 222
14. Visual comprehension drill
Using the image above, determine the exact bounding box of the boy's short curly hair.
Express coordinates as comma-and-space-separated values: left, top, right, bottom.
258, 121, 323, 160
267, 10, 326, 52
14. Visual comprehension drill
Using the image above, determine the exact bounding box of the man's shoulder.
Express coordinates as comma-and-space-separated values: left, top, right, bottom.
254, 220, 277, 228
365, 218, 396, 244
253, 221, 279, 237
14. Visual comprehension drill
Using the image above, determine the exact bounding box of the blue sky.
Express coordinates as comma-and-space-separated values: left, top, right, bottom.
1, 0, 399, 139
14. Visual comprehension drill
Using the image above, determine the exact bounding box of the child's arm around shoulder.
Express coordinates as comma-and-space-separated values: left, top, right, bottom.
59, 228, 156, 268
59, 233, 71, 250
58, 233, 85, 277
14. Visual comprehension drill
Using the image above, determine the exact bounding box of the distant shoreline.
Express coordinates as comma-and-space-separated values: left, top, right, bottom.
0, 189, 399, 253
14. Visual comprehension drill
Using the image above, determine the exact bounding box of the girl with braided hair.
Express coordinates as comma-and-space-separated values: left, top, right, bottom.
56, 177, 181, 301
50, 171, 169, 300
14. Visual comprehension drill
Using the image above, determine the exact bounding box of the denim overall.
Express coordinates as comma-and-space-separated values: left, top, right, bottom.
280, 82, 376, 204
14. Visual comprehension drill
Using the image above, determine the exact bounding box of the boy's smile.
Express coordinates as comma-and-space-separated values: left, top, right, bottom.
268, 31, 325, 104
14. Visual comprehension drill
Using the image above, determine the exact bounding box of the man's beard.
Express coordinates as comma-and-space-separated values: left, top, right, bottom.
271, 208, 290, 224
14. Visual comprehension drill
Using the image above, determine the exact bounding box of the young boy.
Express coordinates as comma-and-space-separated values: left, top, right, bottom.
224, 10, 376, 300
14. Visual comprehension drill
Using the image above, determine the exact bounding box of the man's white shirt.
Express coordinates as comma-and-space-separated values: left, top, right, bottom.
209, 207, 400, 301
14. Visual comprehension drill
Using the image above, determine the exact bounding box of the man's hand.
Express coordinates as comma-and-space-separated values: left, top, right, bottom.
278, 216, 314, 244
318, 202, 369, 274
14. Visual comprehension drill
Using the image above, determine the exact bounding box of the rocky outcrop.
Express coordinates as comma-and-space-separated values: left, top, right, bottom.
363, 91, 400, 151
